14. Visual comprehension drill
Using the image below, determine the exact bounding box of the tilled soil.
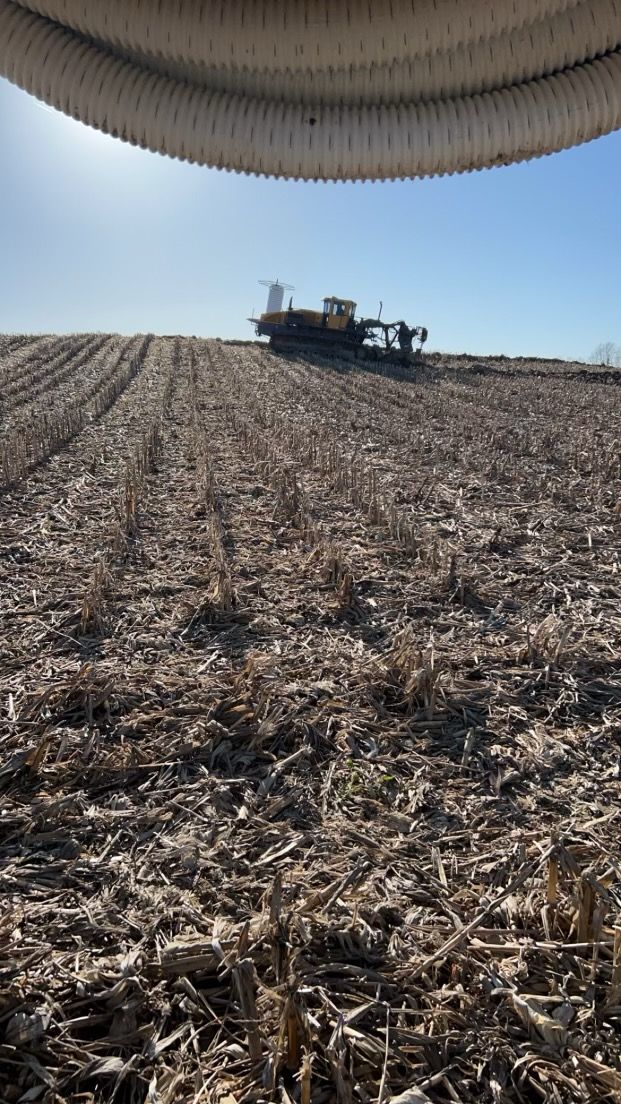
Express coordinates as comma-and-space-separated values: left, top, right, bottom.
1, 336, 621, 1104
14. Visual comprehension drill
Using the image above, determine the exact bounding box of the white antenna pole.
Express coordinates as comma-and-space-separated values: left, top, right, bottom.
259, 278, 294, 314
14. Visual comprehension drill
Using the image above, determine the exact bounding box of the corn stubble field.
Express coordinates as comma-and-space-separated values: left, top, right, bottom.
1, 332, 621, 1104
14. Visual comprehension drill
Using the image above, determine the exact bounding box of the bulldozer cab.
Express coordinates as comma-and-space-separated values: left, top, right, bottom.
323, 297, 356, 331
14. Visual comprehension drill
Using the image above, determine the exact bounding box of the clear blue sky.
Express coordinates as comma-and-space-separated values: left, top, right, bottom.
1, 77, 619, 359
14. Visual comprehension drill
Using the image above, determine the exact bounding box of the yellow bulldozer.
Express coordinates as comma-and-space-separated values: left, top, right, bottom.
250, 293, 428, 366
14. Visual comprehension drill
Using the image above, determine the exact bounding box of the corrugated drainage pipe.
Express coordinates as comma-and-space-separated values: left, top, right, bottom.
1, 0, 620, 180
